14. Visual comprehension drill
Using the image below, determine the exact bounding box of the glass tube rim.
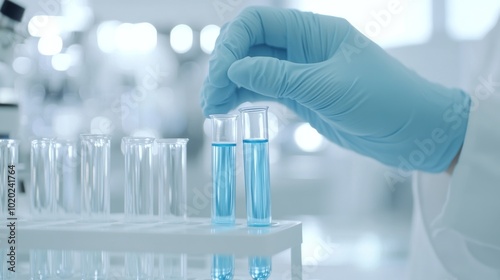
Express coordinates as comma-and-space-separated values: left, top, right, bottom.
0, 139, 18, 145
31, 138, 54, 145
122, 136, 155, 144
80, 134, 111, 140
238, 106, 269, 114
52, 139, 76, 145
209, 113, 238, 120
155, 138, 189, 144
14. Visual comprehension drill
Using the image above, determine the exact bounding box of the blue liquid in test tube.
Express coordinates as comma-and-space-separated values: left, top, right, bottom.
240, 106, 272, 226
243, 139, 271, 226
210, 115, 237, 280
212, 143, 236, 224
210, 114, 238, 225
211, 255, 234, 280
249, 256, 272, 280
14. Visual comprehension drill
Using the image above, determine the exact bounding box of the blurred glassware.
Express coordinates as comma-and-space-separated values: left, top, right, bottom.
80, 134, 110, 221
157, 138, 189, 220
122, 136, 154, 222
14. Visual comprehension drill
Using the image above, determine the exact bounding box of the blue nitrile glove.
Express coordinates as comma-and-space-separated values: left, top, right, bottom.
200, 7, 470, 172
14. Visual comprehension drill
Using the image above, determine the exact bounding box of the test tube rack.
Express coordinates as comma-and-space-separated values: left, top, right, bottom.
1, 215, 303, 279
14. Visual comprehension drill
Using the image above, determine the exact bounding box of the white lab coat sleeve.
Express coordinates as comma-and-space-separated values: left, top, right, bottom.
409, 18, 500, 279
432, 71, 500, 255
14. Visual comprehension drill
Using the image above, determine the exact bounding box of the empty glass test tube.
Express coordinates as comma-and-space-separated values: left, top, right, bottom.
159, 253, 187, 280
123, 137, 154, 221
157, 138, 189, 220
240, 106, 272, 226
81, 250, 109, 279
30, 249, 52, 279
53, 140, 79, 278
31, 138, 55, 216
125, 252, 154, 279
80, 134, 110, 221
210, 114, 237, 224
53, 139, 80, 215
0, 139, 17, 218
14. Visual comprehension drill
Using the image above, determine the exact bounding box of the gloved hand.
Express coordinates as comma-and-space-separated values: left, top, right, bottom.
200, 7, 470, 173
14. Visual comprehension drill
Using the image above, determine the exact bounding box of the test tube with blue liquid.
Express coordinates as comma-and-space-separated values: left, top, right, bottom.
240, 106, 272, 226
249, 256, 272, 280
211, 255, 234, 280
210, 114, 237, 280
241, 107, 272, 280
247, 227, 273, 280
210, 114, 237, 224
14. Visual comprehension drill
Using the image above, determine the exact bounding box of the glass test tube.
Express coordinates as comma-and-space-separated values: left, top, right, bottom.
211, 255, 234, 280
80, 134, 110, 221
248, 228, 272, 280
54, 139, 80, 215
123, 137, 154, 221
159, 253, 187, 280
240, 106, 272, 226
53, 140, 78, 278
210, 226, 235, 280
31, 138, 55, 216
30, 249, 51, 279
31, 250, 76, 278
157, 138, 189, 220
210, 114, 237, 224
51, 249, 75, 279
249, 256, 272, 280
125, 252, 154, 279
0, 139, 17, 218
81, 250, 109, 279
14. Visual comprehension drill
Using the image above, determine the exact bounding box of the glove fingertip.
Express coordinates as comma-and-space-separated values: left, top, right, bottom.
227, 57, 252, 87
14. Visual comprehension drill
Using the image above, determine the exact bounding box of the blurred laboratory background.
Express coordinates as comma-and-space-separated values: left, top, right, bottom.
3, 0, 500, 278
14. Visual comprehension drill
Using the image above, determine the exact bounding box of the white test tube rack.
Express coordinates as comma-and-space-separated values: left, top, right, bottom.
1, 215, 303, 279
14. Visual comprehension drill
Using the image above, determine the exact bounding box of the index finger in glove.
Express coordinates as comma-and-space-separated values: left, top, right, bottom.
207, 7, 294, 99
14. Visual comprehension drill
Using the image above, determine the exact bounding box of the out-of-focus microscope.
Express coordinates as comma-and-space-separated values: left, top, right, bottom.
0, 0, 24, 139
0, 0, 25, 194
